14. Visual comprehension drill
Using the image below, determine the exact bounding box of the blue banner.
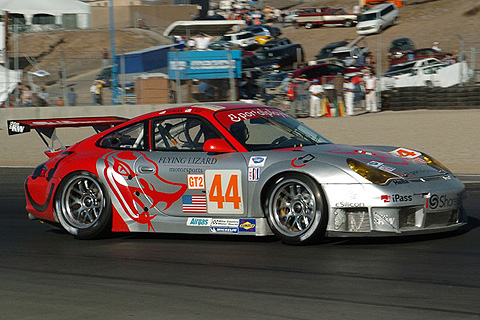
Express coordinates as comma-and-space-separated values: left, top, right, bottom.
168, 50, 242, 80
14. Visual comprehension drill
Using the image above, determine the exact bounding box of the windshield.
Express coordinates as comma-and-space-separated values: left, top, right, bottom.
358, 13, 377, 22
215, 107, 331, 151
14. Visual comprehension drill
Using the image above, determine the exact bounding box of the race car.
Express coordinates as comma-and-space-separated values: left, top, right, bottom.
7, 104, 467, 244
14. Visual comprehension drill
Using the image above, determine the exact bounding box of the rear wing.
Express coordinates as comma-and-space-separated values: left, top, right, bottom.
7, 116, 128, 153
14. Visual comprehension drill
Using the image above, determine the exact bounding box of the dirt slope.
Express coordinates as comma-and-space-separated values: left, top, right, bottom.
14, 0, 480, 80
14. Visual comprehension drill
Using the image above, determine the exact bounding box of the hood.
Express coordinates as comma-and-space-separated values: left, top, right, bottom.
302, 143, 448, 179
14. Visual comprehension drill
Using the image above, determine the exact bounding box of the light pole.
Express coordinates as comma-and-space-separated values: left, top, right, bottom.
455, 34, 464, 86
109, 0, 118, 104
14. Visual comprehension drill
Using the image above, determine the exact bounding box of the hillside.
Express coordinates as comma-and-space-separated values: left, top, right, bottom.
13, 0, 480, 93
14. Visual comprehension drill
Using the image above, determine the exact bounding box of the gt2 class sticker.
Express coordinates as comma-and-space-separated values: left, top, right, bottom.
187, 174, 205, 189
205, 170, 244, 214
391, 148, 422, 159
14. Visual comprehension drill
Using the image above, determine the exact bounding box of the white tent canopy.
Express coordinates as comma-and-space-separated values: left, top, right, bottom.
0, 65, 22, 105
0, 0, 91, 29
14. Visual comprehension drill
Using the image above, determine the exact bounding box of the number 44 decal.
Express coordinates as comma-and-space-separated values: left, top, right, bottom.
205, 170, 244, 214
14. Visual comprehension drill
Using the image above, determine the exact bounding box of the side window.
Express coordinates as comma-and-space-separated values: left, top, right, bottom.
98, 122, 146, 150
153, 116, 220, 151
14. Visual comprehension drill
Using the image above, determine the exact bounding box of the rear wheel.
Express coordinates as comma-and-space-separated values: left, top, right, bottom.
56, 171, 111, 239
265, 174, 327, 245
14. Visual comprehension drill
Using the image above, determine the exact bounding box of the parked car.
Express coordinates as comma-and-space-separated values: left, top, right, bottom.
240, 25, 282, 38
256, 38, 292, 52
284, 8, 319, 24
242, 43, 304, 70
389, 48, 448, 66
330, 45, 370, 64
220, 31, 257, 48
387, 37, 415, 60
315, 41, 349, 60
356, 2, 399, 35
295, 7, 358, 29
291, 62, 361, 84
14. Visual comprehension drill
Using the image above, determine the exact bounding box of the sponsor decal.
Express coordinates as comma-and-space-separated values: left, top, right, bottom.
187, 174, 205, 189
367, 161, 396, 172
182, 195, 207, 213
335, 202, 365, 208
248, 156, 267, 167
356, 150, 376, 156
391, 148, 422, 159
248, 167, 260, 181
158, 157, 218, 165
392, 180, 409, 185
211, 219, 239, 227
169, 167, 203, 174
291, 154, 315, 168
239, 219, 256, 232
223, 108, 288, 124
427, 194, 461, 210
185, 108, 192, 112
209, 227, 239, 233
187, 217, 211, 226
7, 121, 30, 135
373, 213, 396, 227
381, 194, 413, 203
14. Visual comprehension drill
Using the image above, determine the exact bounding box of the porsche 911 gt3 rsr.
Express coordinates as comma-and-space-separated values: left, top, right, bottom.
8, 104, 467, 244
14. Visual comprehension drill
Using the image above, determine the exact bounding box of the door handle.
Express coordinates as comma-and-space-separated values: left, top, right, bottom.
138, 166, 155, 174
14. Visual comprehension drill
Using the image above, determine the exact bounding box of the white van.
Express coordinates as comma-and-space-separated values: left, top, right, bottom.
356, 3, 399, 35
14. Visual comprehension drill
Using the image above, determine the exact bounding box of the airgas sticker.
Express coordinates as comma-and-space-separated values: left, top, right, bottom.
186, 217, 212, 226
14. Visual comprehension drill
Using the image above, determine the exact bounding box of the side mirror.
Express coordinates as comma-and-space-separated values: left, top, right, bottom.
203, 139, 236, 153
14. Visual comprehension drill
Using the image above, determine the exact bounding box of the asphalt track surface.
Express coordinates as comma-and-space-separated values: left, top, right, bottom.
1, 167, 480, 320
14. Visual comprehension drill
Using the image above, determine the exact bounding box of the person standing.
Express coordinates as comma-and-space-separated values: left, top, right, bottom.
364, 71, 377, 112
67, 87, 77, 106
37, 87, 50, 106
102, 48, 109, 68
292, 74, 310, 117
95, 80, 103, 105
308, 79, 323, 118
90, 82, 98, 105
344, 76, 355, 116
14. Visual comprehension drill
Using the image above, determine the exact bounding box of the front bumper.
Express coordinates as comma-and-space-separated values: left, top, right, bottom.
323, 177, 467, 237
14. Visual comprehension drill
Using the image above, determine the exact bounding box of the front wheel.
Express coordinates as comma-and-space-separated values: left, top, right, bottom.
265, 174, 327, 245
344, 19, 353, 27
55, 171, 111, 239
305, 22, 313, 29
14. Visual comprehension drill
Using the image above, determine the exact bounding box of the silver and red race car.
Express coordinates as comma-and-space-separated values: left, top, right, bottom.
8, 103, 467, 244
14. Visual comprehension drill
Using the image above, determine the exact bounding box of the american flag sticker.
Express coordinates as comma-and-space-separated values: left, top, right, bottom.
182, 195, 207, 214
248, 167, 260, 181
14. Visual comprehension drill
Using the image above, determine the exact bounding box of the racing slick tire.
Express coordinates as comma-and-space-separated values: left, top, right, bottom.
55, 171, 112, 239
264, 174, 327, 245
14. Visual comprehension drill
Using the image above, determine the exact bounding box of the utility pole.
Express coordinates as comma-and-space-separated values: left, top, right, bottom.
109, 0, 118, 105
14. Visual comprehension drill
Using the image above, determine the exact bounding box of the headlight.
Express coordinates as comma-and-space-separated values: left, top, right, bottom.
421, 153, 451, 173
347, 158, 400, 185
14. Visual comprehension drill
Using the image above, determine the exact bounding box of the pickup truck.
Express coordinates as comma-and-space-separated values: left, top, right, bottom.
295, 7, 358, 29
